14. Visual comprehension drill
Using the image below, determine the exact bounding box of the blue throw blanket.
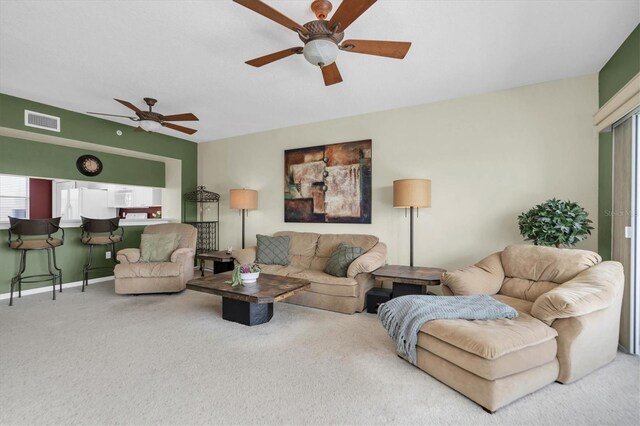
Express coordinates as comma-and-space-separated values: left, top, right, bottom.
377, 295, 518, 364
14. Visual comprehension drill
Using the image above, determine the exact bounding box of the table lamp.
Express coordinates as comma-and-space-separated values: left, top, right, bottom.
393, 179, 431, 267
229, 189, 258, 249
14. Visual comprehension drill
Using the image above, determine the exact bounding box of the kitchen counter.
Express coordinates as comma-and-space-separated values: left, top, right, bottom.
0, 219, 171, 230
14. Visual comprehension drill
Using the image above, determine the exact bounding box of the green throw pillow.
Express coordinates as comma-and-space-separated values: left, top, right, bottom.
324, 243, 363, 277
140, 233, 181, 262
256, 234, 289, 265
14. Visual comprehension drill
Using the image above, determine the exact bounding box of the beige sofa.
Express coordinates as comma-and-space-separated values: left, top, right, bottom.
414, 244, 624, 412
234, 231, 387, 314
114, 223, 197, 294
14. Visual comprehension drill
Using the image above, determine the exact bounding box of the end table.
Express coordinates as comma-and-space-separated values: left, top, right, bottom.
197, 251, 235, 277
372, 265, 446, 298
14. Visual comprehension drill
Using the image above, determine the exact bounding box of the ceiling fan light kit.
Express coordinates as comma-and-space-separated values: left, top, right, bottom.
303, 38, 339, 67
235, 0, 411, 86
138, 119, 163, 133
87, 97, 199, 135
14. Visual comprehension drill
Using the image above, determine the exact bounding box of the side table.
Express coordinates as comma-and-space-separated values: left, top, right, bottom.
371, 265, 446, 298
197, 251, 235, 277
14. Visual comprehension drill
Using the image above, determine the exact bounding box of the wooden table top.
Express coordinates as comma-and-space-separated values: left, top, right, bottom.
372, 265, 446, 284
187, 272, 310, 304
197, 251, 235, 262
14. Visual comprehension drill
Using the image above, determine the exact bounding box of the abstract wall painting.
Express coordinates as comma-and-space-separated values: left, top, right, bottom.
284, 139, 372, 223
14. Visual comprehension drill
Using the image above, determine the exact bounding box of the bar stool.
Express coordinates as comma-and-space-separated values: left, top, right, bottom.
80, 217, 124, 292
8, 217, 64, 306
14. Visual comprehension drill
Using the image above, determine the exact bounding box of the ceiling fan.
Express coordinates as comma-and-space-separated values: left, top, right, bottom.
234, 0, 412, 86
87, 98, 199, 135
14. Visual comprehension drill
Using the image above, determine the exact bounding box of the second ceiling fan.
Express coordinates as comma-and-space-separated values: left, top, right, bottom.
234, 0, 412, 86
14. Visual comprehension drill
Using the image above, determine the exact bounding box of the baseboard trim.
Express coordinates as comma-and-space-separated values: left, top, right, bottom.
0, 276, 114, 300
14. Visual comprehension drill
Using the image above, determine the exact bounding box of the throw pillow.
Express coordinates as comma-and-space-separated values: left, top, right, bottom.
140, 233, 181, 262
324, 243, 363, 277
256, 234, 289, 265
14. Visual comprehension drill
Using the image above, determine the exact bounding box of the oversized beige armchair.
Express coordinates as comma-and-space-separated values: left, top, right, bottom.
114, 223, 197, 294
414, 245, 624, 412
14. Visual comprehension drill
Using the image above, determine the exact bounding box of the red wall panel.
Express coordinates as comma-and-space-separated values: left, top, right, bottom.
29, 178, 52, 219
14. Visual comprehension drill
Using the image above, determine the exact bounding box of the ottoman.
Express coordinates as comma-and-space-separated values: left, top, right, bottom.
415, 311, 559, 412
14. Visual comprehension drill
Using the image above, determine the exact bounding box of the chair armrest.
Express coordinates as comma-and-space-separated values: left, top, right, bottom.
234, 247, 257, 265
442, 252, 504, 295
170, 248, 194, 263
531, 261, 624, 325
347, 242, 387, 278
117, 248, 140, 264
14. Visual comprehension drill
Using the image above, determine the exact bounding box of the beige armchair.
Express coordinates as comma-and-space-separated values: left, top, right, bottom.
114, 223, 197, 295
413, 245, 624, 412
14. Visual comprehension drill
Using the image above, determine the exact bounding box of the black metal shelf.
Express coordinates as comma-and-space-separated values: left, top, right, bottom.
183, 186, 220, 254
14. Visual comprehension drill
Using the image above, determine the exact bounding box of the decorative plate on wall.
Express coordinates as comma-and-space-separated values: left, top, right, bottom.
76, 154, 103, 177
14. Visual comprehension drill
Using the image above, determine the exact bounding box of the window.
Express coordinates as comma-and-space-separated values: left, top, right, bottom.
0, 174, 29, 219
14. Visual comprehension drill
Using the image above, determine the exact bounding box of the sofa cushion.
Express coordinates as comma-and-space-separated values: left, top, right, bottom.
115, 262, 181, 278
501, 245, 600, 284
324, 243, 363, 277
315, 234, 378, 258
274, 231, 320, 269
256, 234, 289, 265
291, 270, 359, 297
442, 252, 504, 295
140, 233, 180, 262
144, 223, 197, 250
258, 264, 305, 276
492, 294, 534, 315
420, 311, 557, 360
417, 334, 557, 381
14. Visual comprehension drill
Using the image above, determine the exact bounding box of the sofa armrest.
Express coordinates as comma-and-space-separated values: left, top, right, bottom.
442, 252, 504, 295
117, 248, 140, 264
170, 248, 194, 264
347, 242, 387, 278
233, 247, 257, 265
531, 261, 624, 325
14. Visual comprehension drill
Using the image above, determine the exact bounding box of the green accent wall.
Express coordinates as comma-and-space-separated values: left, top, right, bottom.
0, 93, 198, 294
0, 137, 165, 187
598, 24, 640, 260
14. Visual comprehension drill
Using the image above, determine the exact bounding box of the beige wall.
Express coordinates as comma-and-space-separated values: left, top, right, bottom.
199, 74, 599, 270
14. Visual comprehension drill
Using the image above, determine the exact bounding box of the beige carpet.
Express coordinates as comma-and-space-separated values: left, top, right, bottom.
0, 280, 638, 426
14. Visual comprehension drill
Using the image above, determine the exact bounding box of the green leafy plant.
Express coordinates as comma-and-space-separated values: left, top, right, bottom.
517, 198, 594, 248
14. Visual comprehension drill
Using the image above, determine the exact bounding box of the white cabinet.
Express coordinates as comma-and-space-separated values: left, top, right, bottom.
107, 186, 162, 208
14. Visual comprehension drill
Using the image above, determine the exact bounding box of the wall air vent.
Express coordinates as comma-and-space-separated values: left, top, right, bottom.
24, 110, 61, 132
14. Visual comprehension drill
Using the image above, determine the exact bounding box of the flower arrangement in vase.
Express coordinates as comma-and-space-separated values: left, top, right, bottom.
226, 263, 261, 288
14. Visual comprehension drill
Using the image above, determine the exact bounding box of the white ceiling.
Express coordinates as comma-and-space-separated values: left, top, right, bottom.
0, 0, 638, 143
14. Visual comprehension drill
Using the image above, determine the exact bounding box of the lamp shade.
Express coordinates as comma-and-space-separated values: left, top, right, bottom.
393, 179, 431, 208
229, 189, 258, 210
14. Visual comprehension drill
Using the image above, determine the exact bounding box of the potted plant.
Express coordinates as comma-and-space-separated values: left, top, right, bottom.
226, 263, 261, 288
517, 198, 594, 248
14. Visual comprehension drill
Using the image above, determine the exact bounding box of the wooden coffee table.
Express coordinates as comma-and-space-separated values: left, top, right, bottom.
372, 265, 446, 297
186, 272, 310, 326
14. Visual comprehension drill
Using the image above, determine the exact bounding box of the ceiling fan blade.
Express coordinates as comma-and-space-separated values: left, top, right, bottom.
341, 39, 411, 59
114, 98, 142, 113
160, 113, 199, 122
162, 122, 198, 135
328, 0, 376, 33
233, 0, 307, 34
321, 62, 343, 86
134, 126, 145, 132
87, 112, 137, 120
246, 47, 303, 67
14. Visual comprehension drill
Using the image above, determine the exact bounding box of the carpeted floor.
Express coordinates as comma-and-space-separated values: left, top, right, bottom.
0, 280, 638, 426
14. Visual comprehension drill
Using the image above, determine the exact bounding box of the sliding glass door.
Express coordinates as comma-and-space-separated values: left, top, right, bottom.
612, 114, 638, 354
